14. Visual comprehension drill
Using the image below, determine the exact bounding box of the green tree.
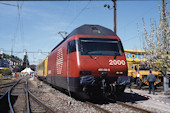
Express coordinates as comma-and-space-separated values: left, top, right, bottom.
23, 52, 29, 68
141, 0, 169, 92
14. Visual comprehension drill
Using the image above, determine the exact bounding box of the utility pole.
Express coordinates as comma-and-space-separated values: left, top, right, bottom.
11, 38, 15, 69
162, 0, 169, 93
0, 48, 4, 58
104, 0, 117, 34
113, 0, 117, 34
11, 38, 15, 56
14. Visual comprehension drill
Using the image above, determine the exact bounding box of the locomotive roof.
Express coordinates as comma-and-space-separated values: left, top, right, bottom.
51, 24, 117, 52
67, 24, 117, 37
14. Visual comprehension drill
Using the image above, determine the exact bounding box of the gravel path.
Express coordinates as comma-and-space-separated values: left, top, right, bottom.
28, 77, 160, 113
124, 88, 170, 113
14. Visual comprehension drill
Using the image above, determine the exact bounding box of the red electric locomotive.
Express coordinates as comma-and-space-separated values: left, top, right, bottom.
43, 25, 129, 98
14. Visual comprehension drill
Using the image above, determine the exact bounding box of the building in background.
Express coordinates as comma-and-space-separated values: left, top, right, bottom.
0, 58, 10, 68
0, 53, 22, 72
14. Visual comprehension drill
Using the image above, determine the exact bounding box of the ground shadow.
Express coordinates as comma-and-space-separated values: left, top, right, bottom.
116, 92, 149, 104
0, 94, 18, 113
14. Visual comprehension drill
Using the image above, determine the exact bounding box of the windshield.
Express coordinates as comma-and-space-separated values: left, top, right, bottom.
139, 65, 150, 70
79, 38, 123, 56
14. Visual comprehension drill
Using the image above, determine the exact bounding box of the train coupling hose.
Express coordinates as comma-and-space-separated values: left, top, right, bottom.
117, 76, 130, 85
80, 75, 95, 86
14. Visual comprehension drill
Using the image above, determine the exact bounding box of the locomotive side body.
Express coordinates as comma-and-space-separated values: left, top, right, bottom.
46, 40, 68, 89
39, 25, 129, 98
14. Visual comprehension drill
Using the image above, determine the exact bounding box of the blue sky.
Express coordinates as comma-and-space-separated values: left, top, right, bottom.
0, 0, 169, 64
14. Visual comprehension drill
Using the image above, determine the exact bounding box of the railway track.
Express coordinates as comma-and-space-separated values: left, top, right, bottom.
36, 78, 153, 113
84, 97, 152, 113
0, 78, 21, 113
25, 79, 57, 113
0, 81, 17, 88
0, 80, 18, 98
0, 77, 59, 113
0, 76, 160, 113
85, 101, 111, 113
8, 77, 27, 112
115, 101, 151, 113
10, 78, 58, 113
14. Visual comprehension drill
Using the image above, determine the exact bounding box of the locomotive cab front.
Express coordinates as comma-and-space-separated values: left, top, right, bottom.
68, 36, 129, 98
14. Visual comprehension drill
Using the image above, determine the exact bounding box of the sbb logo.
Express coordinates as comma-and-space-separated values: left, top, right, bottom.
109, 60, 126, 65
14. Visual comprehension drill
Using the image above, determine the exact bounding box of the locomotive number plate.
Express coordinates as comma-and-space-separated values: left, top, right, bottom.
109, 60, 125, 65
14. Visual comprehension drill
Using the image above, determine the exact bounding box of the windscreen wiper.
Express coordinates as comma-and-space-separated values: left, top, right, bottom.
114, 54, 117, 59
89, 54, 93, 59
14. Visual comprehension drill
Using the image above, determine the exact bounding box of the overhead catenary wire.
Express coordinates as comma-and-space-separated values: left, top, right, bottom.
118, 5, 156, 32
123, 35, 138, 42
1, 1, 164, 64
118, 3, 159, 50
0, 2, 17, 7
49, 1, 91, 51
64, 1, 91, 31
55, 1, 70, 30
11, 1, 25, 57
48, 1, 71, 50
46, 3, 107, 54
2, 50, 49, 54
16, 1, 25, 49
0, 2, 24, 57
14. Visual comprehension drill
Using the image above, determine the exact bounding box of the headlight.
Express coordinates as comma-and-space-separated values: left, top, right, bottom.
116, 71, 123, 75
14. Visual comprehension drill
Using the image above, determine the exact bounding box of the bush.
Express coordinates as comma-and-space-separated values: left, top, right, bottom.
2, 69, 12, 75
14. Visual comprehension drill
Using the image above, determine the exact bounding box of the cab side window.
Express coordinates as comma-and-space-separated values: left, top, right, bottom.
67, 40, 76, 53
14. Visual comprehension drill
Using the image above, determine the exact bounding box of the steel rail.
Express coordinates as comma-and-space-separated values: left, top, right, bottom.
0, 83, 14, 88
0, 90, 8, 100
85, 101, 111, 113
8, 79, 22, 113
0, 80, 18, 100
25, 79, 30, 113
116, 101, 152, 113
26, 89, 57, 113
0, 81, 16, 86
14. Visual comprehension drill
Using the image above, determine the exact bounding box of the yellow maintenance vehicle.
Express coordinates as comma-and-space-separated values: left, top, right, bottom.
0, 67, 11, 75
128, 64, 161, 88
125, 49, 162, 89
